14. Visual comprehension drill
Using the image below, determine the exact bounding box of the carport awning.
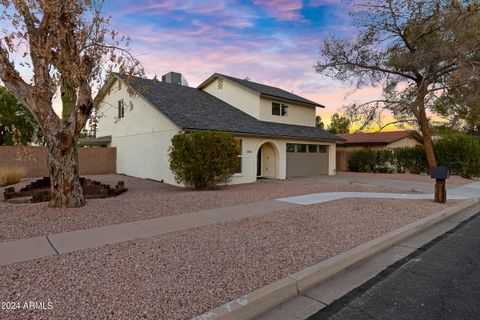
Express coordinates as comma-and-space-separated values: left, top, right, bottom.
78, 135, 112, 147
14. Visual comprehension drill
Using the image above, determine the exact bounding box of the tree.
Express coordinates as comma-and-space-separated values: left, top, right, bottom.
0, 86, 42, 145
88, 108, 99, 138
169, 131, 239, 189
434, 30, 480, 136
316, 0, 480, 170
435, 84, 480, 135
315, 115, 324, 129
0, 1, 142, 207
328, 113, 350, 134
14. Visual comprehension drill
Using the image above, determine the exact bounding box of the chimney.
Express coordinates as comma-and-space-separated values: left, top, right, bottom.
161, 72, 182, 85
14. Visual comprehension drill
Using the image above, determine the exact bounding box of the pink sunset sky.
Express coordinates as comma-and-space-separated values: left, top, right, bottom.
96, 0, 384, 126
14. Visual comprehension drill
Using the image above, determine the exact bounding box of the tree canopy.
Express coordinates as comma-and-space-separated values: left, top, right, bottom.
316, 0, 480, 169
328, 113, 350, 134
0, 86, 42, 145
315, 115, 325, 129
0, 0, 142, 207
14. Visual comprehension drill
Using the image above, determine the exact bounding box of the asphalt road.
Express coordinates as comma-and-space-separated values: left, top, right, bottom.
309, 212, 480, 320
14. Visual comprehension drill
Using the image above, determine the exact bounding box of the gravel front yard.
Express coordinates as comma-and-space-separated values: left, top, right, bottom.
0, 198, 457, 320
335, 171, 474, 186
0, 174, 403, 242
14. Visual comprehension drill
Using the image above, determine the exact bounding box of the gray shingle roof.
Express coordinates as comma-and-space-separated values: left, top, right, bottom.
200, 73, 324, 108
122, 75, 341, 142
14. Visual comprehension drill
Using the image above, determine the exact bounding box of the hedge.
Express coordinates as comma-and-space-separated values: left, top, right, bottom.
393, 147, 428, 174
348, 134, 480, 178
435, 134, 480, 179
348, 149, 394, 173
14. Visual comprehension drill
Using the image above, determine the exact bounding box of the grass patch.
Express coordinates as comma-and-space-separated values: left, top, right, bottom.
0, 167, 26, 187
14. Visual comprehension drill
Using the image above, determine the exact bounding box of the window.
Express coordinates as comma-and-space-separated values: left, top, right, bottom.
318, 145, 327, 153
286, 144, 295, 153
118, 99, 125, 119
234, 139, 242, 173
272, 102, 288, 116
308, 145, 318, 153
218, 78, 223, 90
297, 144, 306, 153
272, 102, 280, 115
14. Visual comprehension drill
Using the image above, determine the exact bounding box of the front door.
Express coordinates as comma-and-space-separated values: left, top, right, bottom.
257, 148, 262, 177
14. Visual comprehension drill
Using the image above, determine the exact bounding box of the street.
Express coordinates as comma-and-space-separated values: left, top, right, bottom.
309, 212, 480, 320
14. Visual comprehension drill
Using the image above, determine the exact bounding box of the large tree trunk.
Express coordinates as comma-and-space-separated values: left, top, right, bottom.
61, 79, 76, 120
417, 92, 437, 171
47, 137, 85, 208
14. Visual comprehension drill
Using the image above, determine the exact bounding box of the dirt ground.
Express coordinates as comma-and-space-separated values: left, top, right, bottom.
0, 198, 457, 320
0, 174, 407, 241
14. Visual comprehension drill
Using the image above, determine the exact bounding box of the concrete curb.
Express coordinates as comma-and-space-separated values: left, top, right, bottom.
192, 199, 479, 320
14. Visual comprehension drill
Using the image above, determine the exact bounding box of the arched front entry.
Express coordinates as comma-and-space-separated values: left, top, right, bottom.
256, 142, 279, 179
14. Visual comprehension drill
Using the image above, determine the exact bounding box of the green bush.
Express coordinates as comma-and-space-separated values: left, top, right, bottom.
348, 149, 394, 173
375, 149, 394, 173
393, 147, 428, 174
348, 149, 374, 172
347, 134, 480, 178
168, 131, 239, 189
435, 134, 480, 179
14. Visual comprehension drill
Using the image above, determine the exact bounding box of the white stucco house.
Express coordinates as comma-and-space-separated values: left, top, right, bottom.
92, 72, 343, 186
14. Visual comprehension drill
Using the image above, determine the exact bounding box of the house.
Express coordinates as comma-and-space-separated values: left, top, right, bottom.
92, 72, 343, 186
336, 131, 424, 171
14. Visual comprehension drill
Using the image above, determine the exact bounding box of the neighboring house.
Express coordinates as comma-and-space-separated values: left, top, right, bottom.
92, 72, 342, 186
336, 131, 424, 171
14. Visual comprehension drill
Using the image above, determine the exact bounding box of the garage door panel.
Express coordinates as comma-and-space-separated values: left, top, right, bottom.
286, 148, 328, 177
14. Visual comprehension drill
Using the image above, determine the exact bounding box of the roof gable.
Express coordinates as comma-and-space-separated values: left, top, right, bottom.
97, 75, 342, 142
198, 73, 324, 108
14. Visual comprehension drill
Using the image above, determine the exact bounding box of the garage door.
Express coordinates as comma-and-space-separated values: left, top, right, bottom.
286, 143, 329, 177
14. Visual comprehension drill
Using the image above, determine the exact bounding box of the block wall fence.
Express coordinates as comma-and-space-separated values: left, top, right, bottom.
0, 146, 116, 177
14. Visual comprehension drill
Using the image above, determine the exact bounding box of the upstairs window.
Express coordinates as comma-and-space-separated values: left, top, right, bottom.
118, 99, 125, 119
272, 102, 288, 116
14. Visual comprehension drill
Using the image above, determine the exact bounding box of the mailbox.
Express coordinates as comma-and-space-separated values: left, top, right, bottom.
431, 166, 450, 180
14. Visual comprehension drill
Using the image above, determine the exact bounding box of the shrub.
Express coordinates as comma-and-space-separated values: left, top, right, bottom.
347, 134, 480, 178
169, 131, 239, 189
393, 147, 428, 174
435, 134, 480, 179
348, 149, 394, 173
375, 149, 395, 173
0, 166, 26, 187
348, 149, 374, 172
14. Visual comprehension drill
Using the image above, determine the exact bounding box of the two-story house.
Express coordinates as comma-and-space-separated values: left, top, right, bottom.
93, 72, 342, 186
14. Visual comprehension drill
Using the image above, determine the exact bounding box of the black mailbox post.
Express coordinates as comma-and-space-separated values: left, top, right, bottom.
431, 166, 450, 203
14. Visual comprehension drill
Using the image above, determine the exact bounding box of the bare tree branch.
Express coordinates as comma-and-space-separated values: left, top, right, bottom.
376, 119, 418, 131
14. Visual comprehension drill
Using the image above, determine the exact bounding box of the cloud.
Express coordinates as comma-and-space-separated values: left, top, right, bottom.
113, 0, 256, 28
4, 0, 386, 121
308, 0, 343, 7
68, 1, 379, 117
252, 0, 304, 21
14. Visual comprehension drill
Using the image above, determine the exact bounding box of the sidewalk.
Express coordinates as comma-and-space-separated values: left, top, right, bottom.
255, 201, 480, 320
1, 181, 478, 267
310, 205, 480, 320
0, 199, 298, 266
